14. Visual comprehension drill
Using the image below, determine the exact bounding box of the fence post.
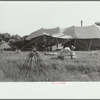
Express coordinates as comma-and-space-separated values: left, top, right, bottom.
70, 50, 73, 60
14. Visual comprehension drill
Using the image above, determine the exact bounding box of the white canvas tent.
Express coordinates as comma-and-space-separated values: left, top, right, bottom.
0, 42, 10, 50
25, 26, 74, 51
26, 27, 60, 40
63, 24, 100, 50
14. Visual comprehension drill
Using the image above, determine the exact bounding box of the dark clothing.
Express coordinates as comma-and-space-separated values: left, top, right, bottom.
62, 40, 75, 49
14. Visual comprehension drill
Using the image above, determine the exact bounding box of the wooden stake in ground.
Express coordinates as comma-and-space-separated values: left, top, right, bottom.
70, 50, 73, 60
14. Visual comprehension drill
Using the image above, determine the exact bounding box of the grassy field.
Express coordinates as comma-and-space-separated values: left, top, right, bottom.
0, 50, 100, 82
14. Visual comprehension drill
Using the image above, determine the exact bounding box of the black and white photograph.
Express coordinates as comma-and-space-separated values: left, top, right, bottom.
0, 1, 100, 82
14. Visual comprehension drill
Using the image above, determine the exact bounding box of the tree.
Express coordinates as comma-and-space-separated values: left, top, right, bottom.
11, 34, 21, 41
2, 33, 11, 42
0, 33, 3, 42
9, 38, 15, 44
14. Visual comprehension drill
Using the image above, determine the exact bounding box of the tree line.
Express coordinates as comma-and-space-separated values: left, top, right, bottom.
0, 32, 29, 50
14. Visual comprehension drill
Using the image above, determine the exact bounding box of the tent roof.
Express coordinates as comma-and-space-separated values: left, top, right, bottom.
26, 27, 60, 40
63, 24, 100, 39
58, 34, 73, 39
51, 32, 64, 38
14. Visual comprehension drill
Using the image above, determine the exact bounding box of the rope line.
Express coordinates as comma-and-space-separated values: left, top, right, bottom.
20, 36, 42, 50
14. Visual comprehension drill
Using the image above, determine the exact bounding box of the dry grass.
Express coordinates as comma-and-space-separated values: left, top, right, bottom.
0, 50, 100, 81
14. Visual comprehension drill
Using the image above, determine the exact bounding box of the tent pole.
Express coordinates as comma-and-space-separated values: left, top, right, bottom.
84, 41, 89, 51
89, 39, 92, 51
43, 35, 46, 52
56, 38, 59, 49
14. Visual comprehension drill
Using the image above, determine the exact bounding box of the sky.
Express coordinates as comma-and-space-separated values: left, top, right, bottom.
0, 1, 100, 36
